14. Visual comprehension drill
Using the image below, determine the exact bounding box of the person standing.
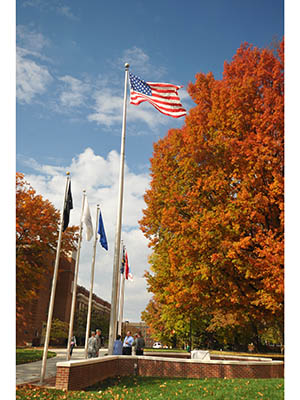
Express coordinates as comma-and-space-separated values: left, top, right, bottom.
113, 334, 123, 355
88, 331, 98, 358
122, 331, 134, 355
132, 334, 138, 356
96, 329, 102, 356
136, 331, 145, 356
70, 335, 77, 356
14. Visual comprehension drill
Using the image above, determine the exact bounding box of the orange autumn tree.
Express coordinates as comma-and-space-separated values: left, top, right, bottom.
16, 173, 78, 316
140, 41, 284, 349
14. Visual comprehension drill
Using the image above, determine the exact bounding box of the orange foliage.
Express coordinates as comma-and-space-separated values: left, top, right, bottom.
140, 41, 284, 335
16, 173, 78, 308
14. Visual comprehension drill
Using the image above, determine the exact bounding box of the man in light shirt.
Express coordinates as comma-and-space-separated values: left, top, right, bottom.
122, 331, 134, 355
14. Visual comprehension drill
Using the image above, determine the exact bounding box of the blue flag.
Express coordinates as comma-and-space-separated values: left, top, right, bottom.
120, 245, 125, 274
98, 211, 108, 250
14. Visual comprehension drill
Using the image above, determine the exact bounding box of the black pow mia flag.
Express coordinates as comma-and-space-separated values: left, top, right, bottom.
63, 181, 73, 232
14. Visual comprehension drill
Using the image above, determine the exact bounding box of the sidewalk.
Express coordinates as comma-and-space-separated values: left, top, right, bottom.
16, 347, 108, 387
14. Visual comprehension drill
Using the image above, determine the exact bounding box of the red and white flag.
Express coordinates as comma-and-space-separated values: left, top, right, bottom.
129, 73, 186, 118
125, 250, 129, 280
124, 250, 133, 281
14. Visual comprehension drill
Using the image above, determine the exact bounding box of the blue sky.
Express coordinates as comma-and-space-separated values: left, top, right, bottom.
16, 0, 284, 175
14, 0, 284, 323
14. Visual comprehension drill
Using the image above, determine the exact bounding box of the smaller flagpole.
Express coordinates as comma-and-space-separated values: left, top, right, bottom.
117, 242, 125, 336
66, 190, 86, 360
40, 172, 70, 384
115, 243, 123, 335
117, 269, 125, 337
84, 204, 100, 359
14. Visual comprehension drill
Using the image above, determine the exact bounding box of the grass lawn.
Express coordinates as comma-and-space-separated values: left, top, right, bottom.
16, 348, 57, 365
16, 376, 284, 399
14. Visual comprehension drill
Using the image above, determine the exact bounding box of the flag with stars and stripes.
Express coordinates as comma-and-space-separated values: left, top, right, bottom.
129, 73, 186, 118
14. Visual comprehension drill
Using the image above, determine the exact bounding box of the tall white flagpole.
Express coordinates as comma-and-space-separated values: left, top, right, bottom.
108, 63, 129, 354
66, 190, 86, 360
84, 204, 100, 359
40, 172, 70, 384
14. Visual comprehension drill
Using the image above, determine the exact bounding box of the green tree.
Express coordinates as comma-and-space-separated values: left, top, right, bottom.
49, 319, 69, 345
73, 308, 110, 346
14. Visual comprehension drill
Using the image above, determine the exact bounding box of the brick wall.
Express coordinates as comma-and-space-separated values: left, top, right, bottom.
137, 357, 283, 380
55, 355, 284, 391
52, 257, 75, 323
56, 357, 135, 390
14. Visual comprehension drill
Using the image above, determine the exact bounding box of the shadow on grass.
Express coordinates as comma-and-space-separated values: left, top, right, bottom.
85, 376, 167, 391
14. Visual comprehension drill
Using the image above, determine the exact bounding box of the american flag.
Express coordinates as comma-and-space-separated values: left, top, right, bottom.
129, 73, 186, 118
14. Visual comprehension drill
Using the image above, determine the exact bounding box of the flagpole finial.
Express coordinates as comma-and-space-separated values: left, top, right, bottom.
66, 171, 70, 176
124, 63, 129, 70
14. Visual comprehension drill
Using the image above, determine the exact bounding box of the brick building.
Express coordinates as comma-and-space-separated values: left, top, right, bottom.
76, 285, 111, 316
121, 321, 153, 348
16, 251, 111, 347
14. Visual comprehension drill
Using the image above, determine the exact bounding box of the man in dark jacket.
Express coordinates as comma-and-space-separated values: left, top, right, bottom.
135, 331, 145, 356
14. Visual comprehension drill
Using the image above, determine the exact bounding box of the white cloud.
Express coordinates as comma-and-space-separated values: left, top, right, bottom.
87, 87, 170, 129
58, 75, 90, 108
87, 89, 124, 127
22, 0, 45, 9
16, 26, 53, 104
127, 101, 168, 129
23, 147, 152, 321
119, 47, 167, 79
17, 25, 50, 53
16, 48, 53, 104
15, 25, 187, 129
56, 6, 78, 21
22, 0, 79, 21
